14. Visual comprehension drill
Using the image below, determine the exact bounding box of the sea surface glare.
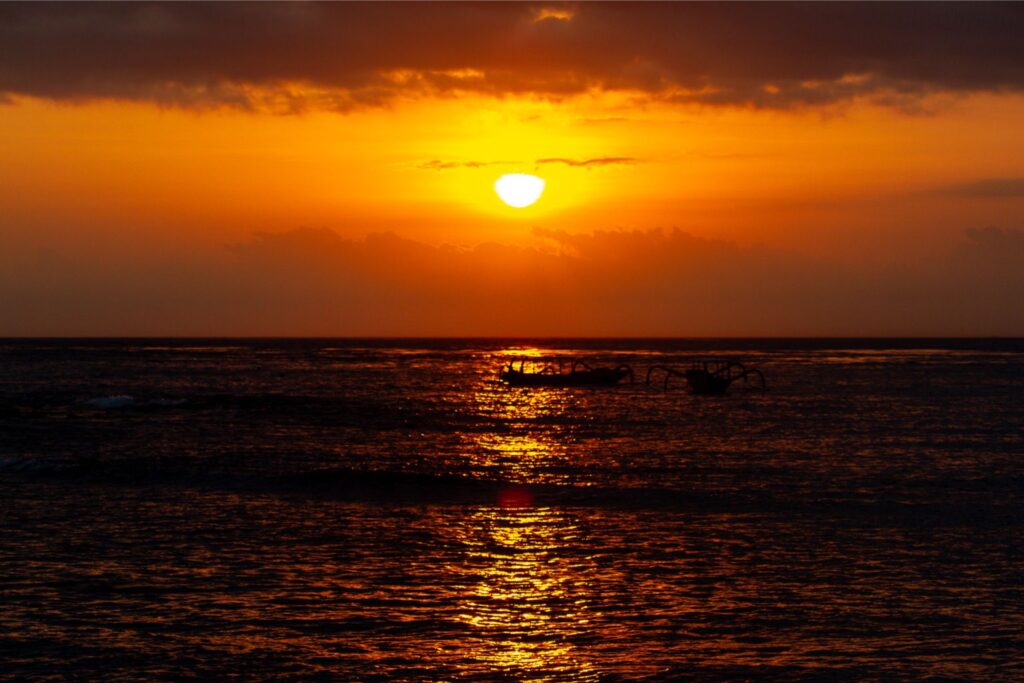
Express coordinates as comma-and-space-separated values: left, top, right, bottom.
0, 339, 1022, 680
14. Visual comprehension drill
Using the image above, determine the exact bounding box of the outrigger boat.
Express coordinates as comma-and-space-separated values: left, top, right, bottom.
646, 360, 767, 396
498, 357, 766, 395
500, 359, 634, 387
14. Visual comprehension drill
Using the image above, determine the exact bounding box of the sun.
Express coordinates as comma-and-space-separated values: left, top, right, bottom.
494, 173, 545, 208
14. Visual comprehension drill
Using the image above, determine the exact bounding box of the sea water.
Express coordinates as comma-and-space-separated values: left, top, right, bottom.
1, 339, 1022, 680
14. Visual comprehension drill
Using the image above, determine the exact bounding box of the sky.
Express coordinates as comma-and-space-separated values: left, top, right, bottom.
2, 2, 1024, 336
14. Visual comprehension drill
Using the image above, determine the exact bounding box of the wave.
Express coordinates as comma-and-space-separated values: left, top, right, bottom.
0, 455, 60, 473
4, 391, 623, 435
3, 457, 1018, 526
83, 395, 189, 409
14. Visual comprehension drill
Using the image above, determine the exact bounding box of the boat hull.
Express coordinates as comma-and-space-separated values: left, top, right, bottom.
684, 369, 732, 395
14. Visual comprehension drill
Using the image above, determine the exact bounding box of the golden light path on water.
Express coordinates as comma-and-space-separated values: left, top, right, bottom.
470, 348, 577, 483
446, 507, 599, 681
438, 348, 599, 680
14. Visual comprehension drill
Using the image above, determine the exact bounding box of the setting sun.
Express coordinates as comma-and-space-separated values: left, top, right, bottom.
494, 173, 545, 208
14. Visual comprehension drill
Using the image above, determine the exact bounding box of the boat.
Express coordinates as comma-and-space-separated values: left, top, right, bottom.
646, 360, 767, 395
499, 359, 634, 387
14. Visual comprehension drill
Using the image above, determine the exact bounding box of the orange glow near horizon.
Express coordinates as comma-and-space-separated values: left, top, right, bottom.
5, 92, 1024, 252
4, 87, 1024, 335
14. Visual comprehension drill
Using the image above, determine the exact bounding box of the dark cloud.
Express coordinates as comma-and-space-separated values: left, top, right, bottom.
4, 226, 1024, 335
2, 2, 1024, 112
941, 178, 1024, 198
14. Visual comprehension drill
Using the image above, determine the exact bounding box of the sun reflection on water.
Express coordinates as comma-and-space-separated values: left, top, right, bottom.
448, 505, 599, 682
468, 348, 585, 482
436, 348, 601, 679
472, 433, 563, 481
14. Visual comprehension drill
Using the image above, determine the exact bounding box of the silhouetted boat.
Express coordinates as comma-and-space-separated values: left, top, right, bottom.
646, 360, 767, 395
500, 359, 634, 387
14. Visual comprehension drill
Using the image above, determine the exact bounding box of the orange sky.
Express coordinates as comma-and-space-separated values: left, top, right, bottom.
3, 2, 1024, 336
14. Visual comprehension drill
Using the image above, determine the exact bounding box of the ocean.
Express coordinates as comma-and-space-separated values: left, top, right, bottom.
1, 338, 1022, 680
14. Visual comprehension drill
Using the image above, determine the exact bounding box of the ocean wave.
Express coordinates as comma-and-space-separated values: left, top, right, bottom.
81, 395, 188, 410
4, 458, 1018, 526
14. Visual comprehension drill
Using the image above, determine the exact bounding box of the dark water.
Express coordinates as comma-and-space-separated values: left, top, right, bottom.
1, 338, 1022, 680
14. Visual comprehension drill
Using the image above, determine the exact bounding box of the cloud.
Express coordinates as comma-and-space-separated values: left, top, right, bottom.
418, 160, 498, 171
536, 157, 637, 168
4, 226, 1024, 336
419, 156, 637, 171
3, 3, 1024, 112
940, 178, 1024, 198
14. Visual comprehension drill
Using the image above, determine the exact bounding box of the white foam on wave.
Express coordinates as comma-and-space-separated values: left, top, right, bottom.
82, 395, 187, 409
0, 456, 46, 472
84, 395, 136, 408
